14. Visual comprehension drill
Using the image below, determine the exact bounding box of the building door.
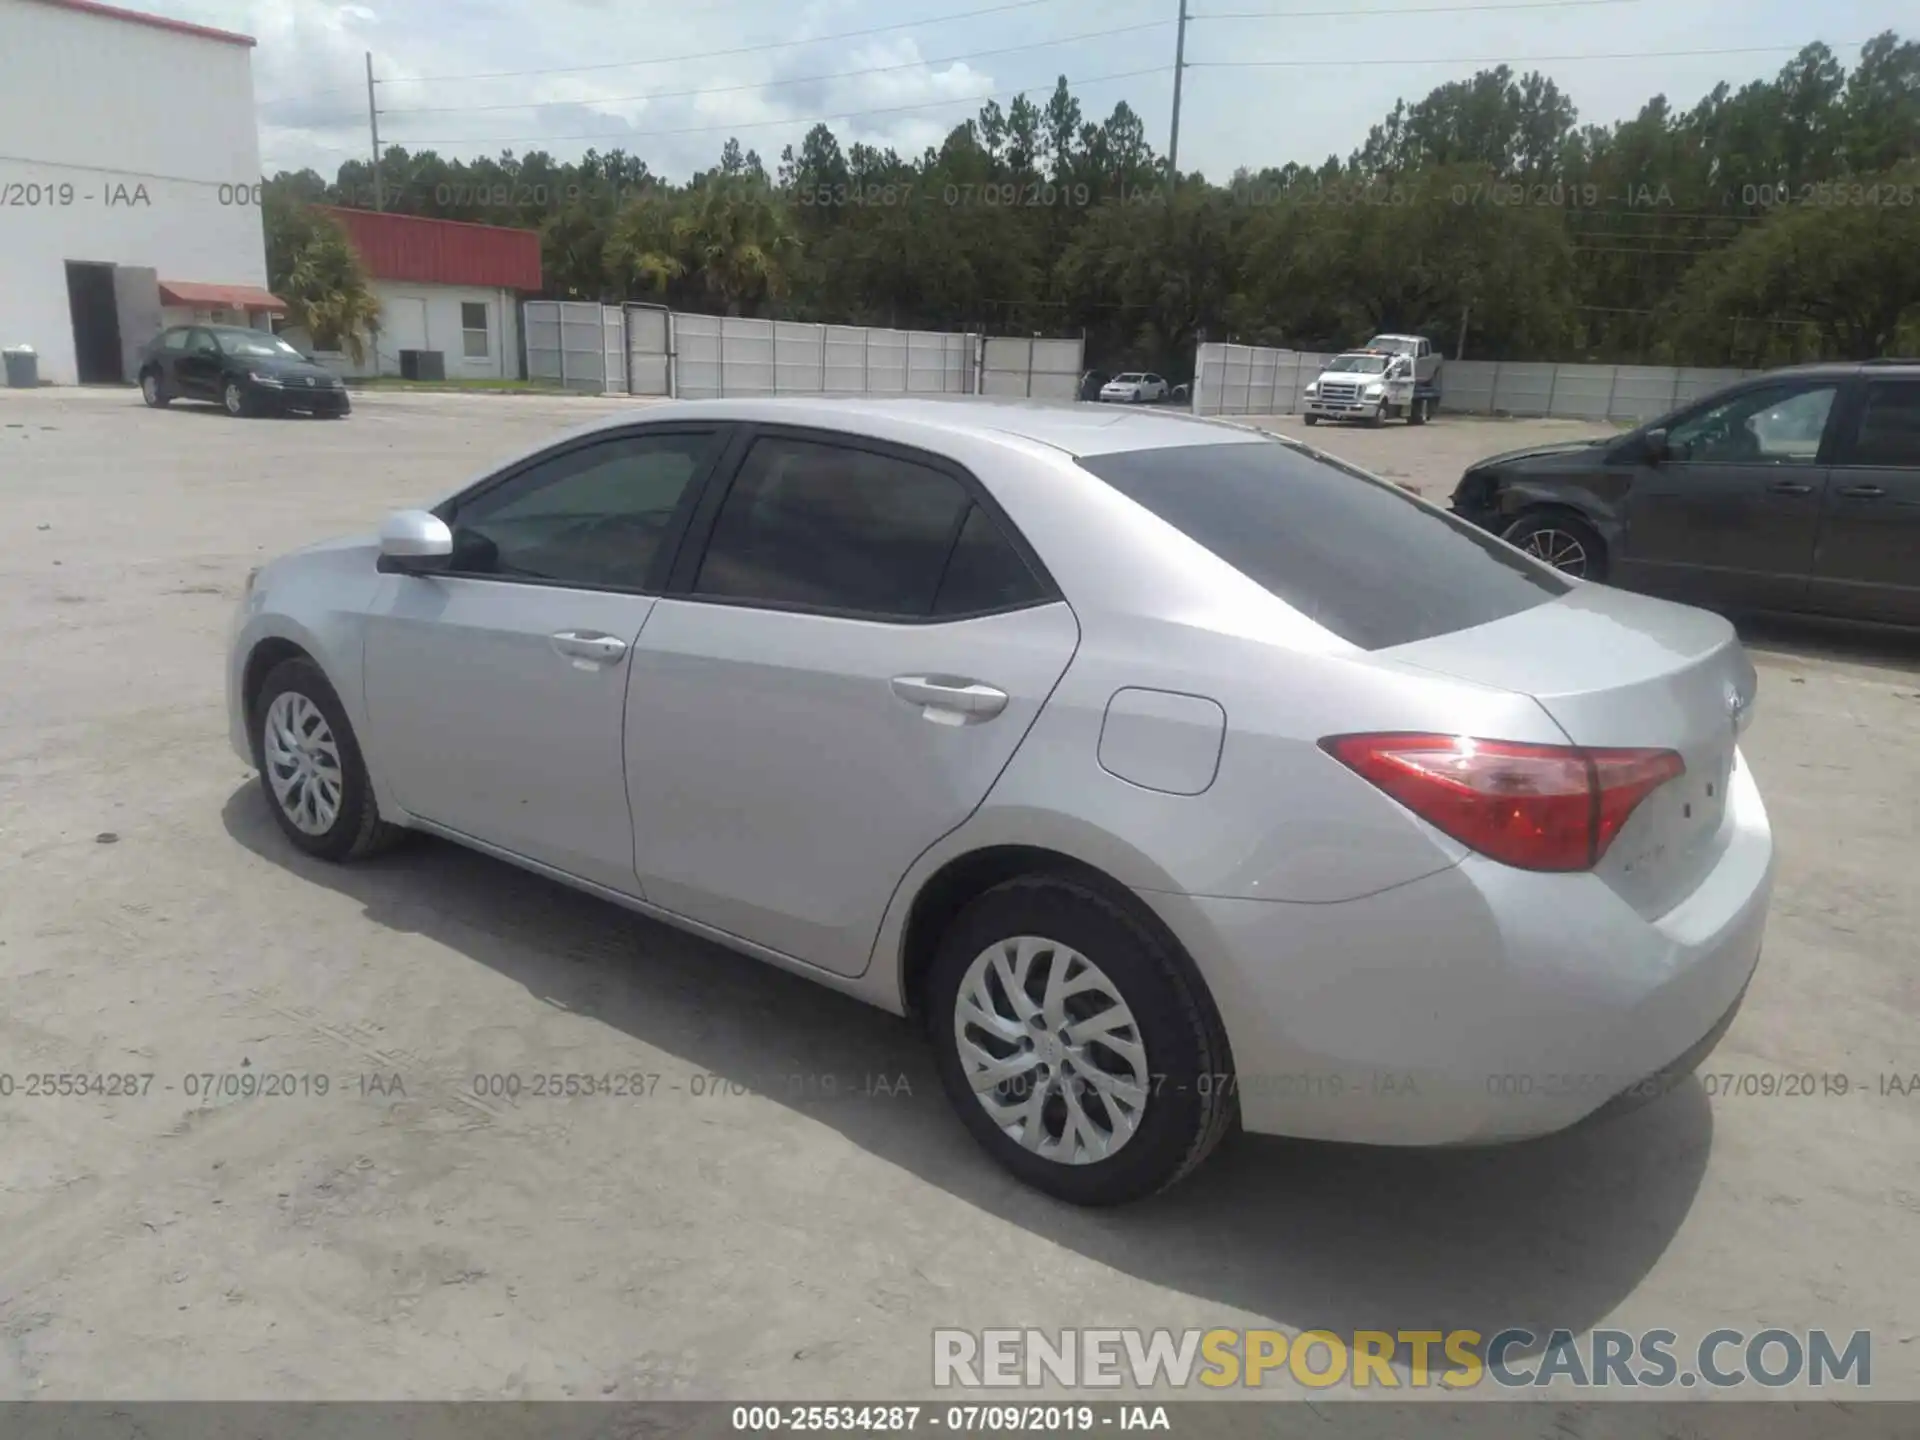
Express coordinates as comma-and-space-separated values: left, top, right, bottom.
65, 262, 125, 384
382, 295, 428, 376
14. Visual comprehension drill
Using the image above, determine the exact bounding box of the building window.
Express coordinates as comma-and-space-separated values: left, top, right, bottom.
461, 302, 490, 359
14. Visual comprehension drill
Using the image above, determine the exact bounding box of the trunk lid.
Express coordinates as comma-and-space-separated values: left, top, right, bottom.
1375, 584, 1755, 917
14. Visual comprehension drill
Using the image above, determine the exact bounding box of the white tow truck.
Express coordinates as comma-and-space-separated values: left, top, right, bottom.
1300, 333, 1442, 426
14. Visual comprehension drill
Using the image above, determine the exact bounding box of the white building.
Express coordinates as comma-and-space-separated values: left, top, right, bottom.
0, 0, 281, 385
310, 206, 540, 380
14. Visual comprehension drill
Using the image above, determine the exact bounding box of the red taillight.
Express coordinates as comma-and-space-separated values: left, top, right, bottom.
1319, 732, 1684, 872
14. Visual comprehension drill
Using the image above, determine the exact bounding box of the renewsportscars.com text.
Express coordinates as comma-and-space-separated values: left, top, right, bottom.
933, 1327, 1872, 1390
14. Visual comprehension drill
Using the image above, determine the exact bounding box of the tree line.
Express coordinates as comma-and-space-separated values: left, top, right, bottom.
266, 33, 1919, 379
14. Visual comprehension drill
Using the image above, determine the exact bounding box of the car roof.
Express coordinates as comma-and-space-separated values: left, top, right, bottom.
539, 395, 1270, 459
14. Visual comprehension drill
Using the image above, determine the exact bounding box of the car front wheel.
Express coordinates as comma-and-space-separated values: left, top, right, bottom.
140, 370, 169, 408
1503, 511, 1609, 582
223, 379, 251, 417
252, 657, 400, 861
927, 874, 1237, 1206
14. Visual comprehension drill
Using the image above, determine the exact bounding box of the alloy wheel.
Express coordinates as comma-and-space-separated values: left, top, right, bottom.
952, 935, 1152, 1164
224, 382, 245, 416
1517, 527, 1590, 576
142, 374, 160, 405
262, 691, 345, 836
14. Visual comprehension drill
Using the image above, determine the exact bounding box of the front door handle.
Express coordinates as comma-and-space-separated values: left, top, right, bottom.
1838, 484, 1886, 499
1767, 479, 1814, 496
890, 675, 1009, 724
550, 630, 628, 665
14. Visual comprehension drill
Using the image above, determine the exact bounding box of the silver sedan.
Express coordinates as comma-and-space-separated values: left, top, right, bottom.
227, 397, 1773, 1205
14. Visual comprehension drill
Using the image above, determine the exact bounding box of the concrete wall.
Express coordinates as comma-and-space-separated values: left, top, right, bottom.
0, 0, 267, 384
331, 281, 521, 379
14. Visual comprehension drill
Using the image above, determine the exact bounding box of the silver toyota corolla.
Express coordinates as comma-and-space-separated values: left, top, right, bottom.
227, 397, 1773, 1205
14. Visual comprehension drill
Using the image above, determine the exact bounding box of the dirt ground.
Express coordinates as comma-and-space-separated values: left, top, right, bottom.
1, 387, 1916, 1413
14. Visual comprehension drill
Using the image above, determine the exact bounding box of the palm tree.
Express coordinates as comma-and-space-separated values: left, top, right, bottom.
265, 198, 382, 363
673, 180, 799, 315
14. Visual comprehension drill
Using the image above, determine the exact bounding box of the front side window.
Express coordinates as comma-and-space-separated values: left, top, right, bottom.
188, 329, 220, 355
462, 302, 490, 359
448, 430, 718, 589
1667, 384, 1837, 465
1847, 380, 1920, 468
1078, 439, 1570, 651
694, 436, 1006, 618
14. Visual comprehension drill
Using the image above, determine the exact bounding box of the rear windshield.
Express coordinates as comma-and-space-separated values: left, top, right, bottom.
1077, 439, 1571, 650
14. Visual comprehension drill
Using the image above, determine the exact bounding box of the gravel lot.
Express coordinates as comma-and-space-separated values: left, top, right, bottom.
2, 387, 1916, 1414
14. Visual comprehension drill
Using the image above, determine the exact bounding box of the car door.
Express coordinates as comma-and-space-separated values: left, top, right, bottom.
176, 328, 223, 398
361, 426, 727, 891
1618, 379, 1841, 612
623, 427, 1080, 977
1807, 377, 1920, 625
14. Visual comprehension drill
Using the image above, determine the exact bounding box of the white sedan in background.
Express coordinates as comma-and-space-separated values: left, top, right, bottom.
1099, 372, 1170, 404
228, 397, 1772, 1206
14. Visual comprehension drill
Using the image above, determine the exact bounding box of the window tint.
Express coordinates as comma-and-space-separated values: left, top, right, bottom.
161, 329, 189, 351
1668, 384, 1836, 464
449, 430, 717, 589
933, 504, 1046, 615
188, 329, 219, 355
694, 436, 972, 616
1077, 440, 1570, 651
1848, 381, 1920, 467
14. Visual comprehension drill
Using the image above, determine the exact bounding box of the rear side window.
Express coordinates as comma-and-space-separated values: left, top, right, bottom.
1077, 440, 1571, 650
933, 504, 1046, 616
161, 329, 189, 351
694, 437, 962, 617
1847, 380, 1920, 467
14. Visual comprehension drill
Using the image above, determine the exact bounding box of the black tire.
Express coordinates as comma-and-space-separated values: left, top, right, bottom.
251, 657, 402, 861
925, 874, 1237, 1206
1502, 510, 1609, 582
139, 369, 170, 408
1408, 397, 1427, 425
222, 379, 252, 418
1302, 413, 1318, 426
1367, 402, 1386, 428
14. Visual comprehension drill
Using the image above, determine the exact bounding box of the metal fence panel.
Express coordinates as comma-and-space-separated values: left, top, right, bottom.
625, 304, 670, 396
978, 335, 1084, 398
672, 312, 723, 399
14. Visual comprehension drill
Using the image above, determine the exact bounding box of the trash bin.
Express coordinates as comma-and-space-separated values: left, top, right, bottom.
3, 345, 38, 388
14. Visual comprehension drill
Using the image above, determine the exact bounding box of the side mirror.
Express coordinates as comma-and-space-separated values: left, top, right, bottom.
376, 509, 453, 574
1642, 428, 1669, 465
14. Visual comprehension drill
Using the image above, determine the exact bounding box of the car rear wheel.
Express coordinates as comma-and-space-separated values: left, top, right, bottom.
140, 370, 169, 408
1503, 511, 1609, 582
1409, 397, 1427, 425
926, 874, 1236, 1206
223, 379, 250, 418
252, 657, 401, 861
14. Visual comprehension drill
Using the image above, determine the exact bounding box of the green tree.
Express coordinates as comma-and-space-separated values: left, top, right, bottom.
263, 197, 381, 363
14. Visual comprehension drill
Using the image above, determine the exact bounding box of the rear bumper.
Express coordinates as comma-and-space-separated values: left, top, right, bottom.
1138, 750, 1773, 1145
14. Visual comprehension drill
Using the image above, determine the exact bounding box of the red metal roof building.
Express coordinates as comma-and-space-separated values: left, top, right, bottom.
318, 207, 543, 292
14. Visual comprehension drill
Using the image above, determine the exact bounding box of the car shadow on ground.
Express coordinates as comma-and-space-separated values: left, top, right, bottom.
1736, 614, 1920, 674
224, 786, 1711, 1353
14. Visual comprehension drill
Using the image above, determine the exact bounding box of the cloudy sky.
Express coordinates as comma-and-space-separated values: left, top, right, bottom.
142, 0, 1913, 183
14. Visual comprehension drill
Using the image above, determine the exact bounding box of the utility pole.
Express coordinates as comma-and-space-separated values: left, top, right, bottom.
365, 51, 384, 211
1166, 0, 1188, 190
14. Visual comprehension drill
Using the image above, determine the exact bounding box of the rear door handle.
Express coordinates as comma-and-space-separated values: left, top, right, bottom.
550, 630, 628, 665
1838, 484, 1886, 499
1767, 480, 1814, 495
890, 675, 1009, 724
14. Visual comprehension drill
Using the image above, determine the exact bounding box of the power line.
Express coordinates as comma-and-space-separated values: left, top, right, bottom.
378, 20, 1173, 116
379, 0, 1079, 86
382, 64, 1171, 148
1194, 0, 1633, 17
1191, 40, 1865, 67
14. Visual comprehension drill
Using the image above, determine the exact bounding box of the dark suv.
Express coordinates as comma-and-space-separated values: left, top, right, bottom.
1450, 360, 1920, 627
